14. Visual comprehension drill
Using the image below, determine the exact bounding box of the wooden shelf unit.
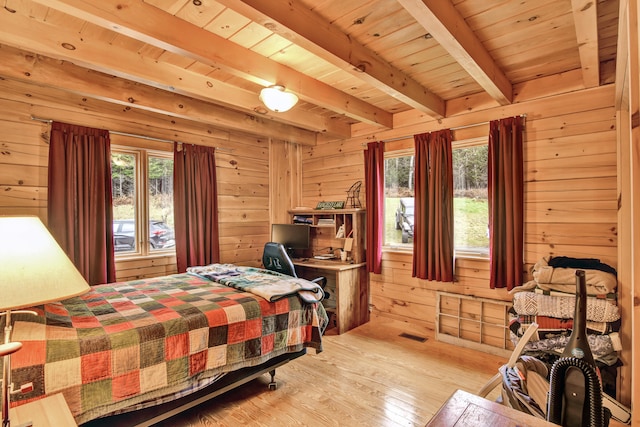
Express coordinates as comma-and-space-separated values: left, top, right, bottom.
289, 208, 368, 334
436, 291, 514, 358
289, 208, 365, 263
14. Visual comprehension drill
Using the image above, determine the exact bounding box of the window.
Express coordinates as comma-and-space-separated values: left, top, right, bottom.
384, 152, 415, 247
452, 145, 489, 256
383, 143, 489, 256
111, 148, 175, 255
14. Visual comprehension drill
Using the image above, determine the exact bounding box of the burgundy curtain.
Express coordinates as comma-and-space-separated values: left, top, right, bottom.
364, 141, 384, 274
488, 116, 524, 290
47, 121, 116, 285
173, 143, 220, 272
412, 130, 454, 282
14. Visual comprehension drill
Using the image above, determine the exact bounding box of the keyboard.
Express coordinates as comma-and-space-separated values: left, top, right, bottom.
313, 254, 336, 260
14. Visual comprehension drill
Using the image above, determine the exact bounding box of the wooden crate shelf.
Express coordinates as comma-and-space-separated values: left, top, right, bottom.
436, 291, 514, 358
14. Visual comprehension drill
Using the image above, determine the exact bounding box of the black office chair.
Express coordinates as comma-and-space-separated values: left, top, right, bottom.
262, 242, 328, 297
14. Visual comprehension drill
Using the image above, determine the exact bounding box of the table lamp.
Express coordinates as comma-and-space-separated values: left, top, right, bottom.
0, 216, 90, 427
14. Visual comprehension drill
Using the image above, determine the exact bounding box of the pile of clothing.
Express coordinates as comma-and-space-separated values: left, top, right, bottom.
509, 256, 622, 394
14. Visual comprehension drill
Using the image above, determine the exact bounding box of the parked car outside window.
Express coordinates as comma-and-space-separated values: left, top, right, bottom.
113, 219, 175, 252
395, 197, 414, 243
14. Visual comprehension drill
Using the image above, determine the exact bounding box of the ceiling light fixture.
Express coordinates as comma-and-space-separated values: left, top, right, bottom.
259, 85, 298, 113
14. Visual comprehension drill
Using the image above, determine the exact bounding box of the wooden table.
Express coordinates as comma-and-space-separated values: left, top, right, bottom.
426, 389, 559, 427
9, 393, 76, 426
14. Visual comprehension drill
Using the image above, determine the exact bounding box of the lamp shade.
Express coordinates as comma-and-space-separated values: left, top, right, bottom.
259, 85, 298, 112
0, 216, 90, 311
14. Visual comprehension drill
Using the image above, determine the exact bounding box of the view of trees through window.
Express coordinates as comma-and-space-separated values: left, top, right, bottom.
384, 145, 489, 255
111, 151, 175, 254
453, 145, 489, 254
112, 152, 137, 252
148, 157, 174, 225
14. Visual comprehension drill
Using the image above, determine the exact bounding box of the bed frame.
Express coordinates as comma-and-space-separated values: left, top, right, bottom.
82, 349, 307, 426
7, 267, 326, 426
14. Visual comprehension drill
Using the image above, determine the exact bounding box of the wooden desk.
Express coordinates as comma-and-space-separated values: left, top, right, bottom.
9, 393, 76, 426
293, 259, 368, 334
426, 389, 559, 427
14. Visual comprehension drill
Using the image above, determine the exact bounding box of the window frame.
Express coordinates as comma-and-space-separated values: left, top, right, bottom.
112, 144, 175, 258
451, 138, 489, 259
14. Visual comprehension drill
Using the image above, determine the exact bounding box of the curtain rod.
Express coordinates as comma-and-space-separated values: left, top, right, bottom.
362, 114, 527, 145
30, 116, 233, 153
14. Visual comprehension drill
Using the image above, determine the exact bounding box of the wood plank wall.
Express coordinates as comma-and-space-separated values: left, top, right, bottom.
302, 84, 620, 346
618, 0, 639, 411
0, 73, 630, 405
0, 81, 272, 281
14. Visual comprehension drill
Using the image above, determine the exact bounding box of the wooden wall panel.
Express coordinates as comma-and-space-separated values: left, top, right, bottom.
0, 185, 47, 209
115, 255, 178, 282
303, 85, 618, 338
301, 140, 365, 207
0, 92, 273, 276
0, 108, 50, 216
523, 104, 618, 270
615, 0, 638, 409
269, 140, 302, 223
307, 86, 622, 388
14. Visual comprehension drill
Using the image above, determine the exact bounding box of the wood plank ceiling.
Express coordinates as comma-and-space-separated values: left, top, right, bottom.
0, 0, 619, 144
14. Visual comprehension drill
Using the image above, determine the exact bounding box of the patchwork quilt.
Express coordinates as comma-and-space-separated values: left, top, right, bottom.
2, 272, 328, 424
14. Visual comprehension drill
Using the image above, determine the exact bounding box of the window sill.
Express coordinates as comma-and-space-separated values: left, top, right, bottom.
115, 251, 175, 261
381, 246, 489, 261
454, 252, 489, 261
382, 245, 413, 254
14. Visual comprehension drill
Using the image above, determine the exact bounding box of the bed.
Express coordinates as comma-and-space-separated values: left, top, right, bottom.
3, 265, 328, 426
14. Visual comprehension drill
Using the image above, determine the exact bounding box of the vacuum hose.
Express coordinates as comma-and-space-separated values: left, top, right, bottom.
547, 356, 605, 427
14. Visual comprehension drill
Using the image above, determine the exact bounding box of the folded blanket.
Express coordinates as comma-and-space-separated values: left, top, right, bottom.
510, 280, 617, 300
187, 264, 324, 303
512, 291, 620, 323
187, 263, 242, 279
548, 256, 617, 276
532, 257, 617, 294
509, 311, 621, 340
533, 286, 617, 301
510, 331, 616, 358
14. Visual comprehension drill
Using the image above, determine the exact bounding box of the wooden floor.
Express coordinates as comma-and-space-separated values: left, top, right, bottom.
156, 315, 506, 427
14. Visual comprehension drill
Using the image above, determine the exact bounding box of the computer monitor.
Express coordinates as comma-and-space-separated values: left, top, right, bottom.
271, 223, 310, 252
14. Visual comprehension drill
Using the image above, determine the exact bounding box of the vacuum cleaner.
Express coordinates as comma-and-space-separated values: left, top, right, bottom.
546, 269, 608, 427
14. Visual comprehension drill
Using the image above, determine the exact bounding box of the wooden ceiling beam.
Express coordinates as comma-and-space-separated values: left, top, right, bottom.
216, 0, 445, 119
571, 0, 601, 88
0, 9, 349, 139
397, 0, 513, 105
32, 0, 393, 128
0, 44, 322, 145
0, 77, 251, 148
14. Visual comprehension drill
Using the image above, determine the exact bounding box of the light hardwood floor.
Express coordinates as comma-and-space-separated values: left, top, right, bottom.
157, 315, 506, 426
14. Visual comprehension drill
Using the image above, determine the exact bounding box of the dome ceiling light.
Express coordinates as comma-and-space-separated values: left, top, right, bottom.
259, 85, 298, 113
